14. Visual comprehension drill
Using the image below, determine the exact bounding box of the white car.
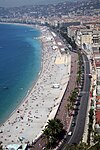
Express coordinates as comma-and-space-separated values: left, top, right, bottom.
88, 74, 92, 78
68, 131, 72, 136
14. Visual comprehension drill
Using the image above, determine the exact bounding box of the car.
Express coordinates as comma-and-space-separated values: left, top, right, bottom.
74, 100, 80, 105
73, 113, 77, 117
79, 85, 82, 89
81, 68, 84, 72
68, 131, 72, 136
76, 98, 81, 101
82, 64, 84, 67
80, 82, 84, 86
79, 88, 83, 91
72, 143, 77, 145
73, 110, 78, 116
76, 101, 80, 106
78, 93, 82, 97
88, 74, 92, 78
76, 97, 81, 101
81, 77, 84, 81
74, 106, 79, 110
81, 73, 84, 76
72, 121, 76, 127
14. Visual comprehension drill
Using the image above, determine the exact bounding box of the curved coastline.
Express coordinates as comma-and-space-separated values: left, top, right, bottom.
0, 22, 42, 126
0, 23, 71, 146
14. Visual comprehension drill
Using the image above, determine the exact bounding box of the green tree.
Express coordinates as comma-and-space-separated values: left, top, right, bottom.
87, 109, 94, 145
43, 119, 65, 149
0, 142, 3, 150
65, 142, 89, 150
93, 132, 100, 143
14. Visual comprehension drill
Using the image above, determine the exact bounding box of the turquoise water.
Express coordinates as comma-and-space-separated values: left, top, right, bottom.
0, 24, 41, 124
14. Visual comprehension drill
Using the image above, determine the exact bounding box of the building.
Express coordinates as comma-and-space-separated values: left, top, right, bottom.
92, 30, 100, 53
76, 29, 100, 53
67, 23, 100, 53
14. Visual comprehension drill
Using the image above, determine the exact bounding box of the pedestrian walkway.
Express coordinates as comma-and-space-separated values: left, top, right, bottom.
32, 51, 78, 150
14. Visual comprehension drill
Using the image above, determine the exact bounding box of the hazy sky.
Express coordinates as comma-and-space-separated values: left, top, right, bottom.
0, 0, 76, 7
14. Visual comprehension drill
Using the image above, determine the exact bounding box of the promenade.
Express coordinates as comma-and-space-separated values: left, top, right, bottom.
32, 51, 78, 150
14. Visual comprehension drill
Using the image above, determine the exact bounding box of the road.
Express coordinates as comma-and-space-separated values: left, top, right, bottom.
59, 53, 91, 149
30, 34, 90, 150
30, 47, 78, 150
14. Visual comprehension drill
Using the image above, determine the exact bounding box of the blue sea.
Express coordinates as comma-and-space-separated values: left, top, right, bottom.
0, 23, 41, 124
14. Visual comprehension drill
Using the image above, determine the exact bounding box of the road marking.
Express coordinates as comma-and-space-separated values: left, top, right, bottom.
83, 60, 89, 62
80, 91, 89, 94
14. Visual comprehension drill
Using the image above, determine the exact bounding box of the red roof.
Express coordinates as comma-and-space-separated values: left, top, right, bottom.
96, 96, 100, 100
96, 102, 100, 105
95, 59, 100, 67
90, 91, 93, 97
95, 111, 100, 124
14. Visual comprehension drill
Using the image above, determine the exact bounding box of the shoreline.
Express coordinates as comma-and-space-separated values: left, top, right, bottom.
0, 23, 71, 147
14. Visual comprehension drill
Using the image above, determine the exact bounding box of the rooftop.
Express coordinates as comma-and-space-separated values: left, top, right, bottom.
95, 110, 100, 124
96, 95, 100, 100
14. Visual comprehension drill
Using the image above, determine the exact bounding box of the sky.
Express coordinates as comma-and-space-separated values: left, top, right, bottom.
0, 0, 76, 7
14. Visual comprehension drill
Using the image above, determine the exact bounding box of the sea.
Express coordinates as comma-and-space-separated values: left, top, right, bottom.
0, 23, 41, 124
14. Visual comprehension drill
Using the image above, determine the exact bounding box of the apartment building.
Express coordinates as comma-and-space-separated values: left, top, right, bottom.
67, 23, 100, 53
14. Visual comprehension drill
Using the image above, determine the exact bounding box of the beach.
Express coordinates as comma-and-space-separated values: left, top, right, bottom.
0, 25, 71, 147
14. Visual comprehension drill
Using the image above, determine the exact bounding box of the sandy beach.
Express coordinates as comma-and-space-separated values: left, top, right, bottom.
0, 25, 71, 147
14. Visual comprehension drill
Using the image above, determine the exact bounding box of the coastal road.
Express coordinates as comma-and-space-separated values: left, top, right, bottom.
68, 53, 91, 144
31, 50, 78, 150
59, 53, 91, 149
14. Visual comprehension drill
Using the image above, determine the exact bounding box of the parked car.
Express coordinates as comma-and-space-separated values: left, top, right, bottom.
73, 110, 78, 116
89, 74, 92, 78
76, 101, 80, 106
72, 121, 76, 127
68, 131, 72, 136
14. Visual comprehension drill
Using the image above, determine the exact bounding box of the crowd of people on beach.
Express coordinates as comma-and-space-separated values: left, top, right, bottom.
0, 26, 71, 147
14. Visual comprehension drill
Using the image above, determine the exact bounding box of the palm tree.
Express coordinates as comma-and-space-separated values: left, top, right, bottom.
87, 109, 94, 145
66, 103, 71, 114
0, 142, 3, 150
43, 119, 65, 149
94, 131, 100, 143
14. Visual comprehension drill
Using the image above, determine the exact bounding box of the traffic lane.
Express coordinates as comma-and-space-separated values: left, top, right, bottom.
85, 62, 91, 91
59, 111, 82, 150
67, 55, 91, 144
59, 54, 90, 149
83, 54, 90, 74
83, 54, 90, 91
85, 74, 91, 91
68, 92, 90, 144
68, 75, 91, 143
62, 92, 89, 146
